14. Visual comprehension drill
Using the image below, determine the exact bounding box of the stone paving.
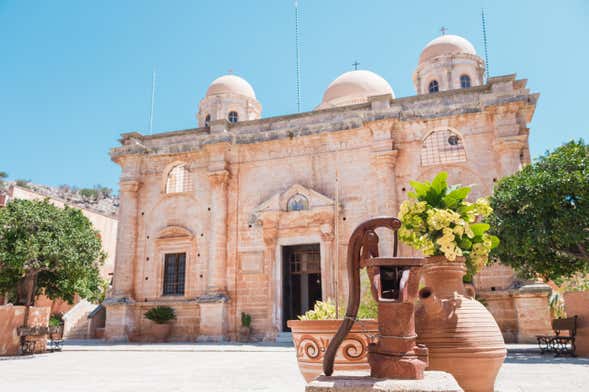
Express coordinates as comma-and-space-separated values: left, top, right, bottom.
0, 343, 587, 392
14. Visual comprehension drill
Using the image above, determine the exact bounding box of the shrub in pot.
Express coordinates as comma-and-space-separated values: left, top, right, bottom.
239, 312, 252, 342
144, 306, 176, 342
48, 313, 64, 340
288, 294, 378, 382
399, 172, 504, 392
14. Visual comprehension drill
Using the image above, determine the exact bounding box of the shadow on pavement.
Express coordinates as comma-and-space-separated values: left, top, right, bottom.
505, 352, 589, 365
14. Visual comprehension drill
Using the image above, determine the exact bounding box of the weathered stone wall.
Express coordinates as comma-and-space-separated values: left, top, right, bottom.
0, 305, 50, 356
565, 291, 589, 357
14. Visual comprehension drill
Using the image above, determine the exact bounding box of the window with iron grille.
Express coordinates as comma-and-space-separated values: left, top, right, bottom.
163, 253, 186, 296
165, 164, 193, 194
421, 129, 467, 166
228, 111, 239, 124
428, 80, 439, 93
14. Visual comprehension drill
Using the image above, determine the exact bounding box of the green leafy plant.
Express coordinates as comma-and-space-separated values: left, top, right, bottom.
144, 306, 176, 324
489, 140, 588, 281
49, 313, 64, 327
298, 300, 337, 320
0, 199, 106, 305
241, 312, 252, 328
398, 172, 499, 274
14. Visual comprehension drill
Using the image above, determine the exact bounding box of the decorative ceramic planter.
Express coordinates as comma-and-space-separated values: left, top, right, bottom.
238, 326, 251, 343
151, 323, 172, 342
415, 256, 506, 392
287, 319, 378, 382
564, 290, 589, 357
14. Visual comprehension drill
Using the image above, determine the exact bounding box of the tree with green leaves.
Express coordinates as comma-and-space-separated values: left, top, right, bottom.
0, 199, 106, 306
489, 140, 589, 282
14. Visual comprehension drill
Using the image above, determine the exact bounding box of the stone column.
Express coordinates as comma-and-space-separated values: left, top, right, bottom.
513, 283, 552, 343
112, 179, 141, 298
320, 229, 335, 299
371, 129, 398, 256
260, 214, 279, 330
495, 135, 527, 177
207, 170, 230, 294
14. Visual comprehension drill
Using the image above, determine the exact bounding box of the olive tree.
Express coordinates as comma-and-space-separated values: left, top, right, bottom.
489, 140, 588, 281
0, 199, 106, 305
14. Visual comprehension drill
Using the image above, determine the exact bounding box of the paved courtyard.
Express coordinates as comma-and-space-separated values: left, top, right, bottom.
0, 343, 587, 391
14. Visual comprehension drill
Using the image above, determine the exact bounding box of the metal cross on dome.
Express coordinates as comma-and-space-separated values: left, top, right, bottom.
440, 26, 448, 35
352, 61, 360, 71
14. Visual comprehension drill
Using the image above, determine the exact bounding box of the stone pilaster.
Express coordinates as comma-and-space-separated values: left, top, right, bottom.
320, 227, 336, 299
112, 179, 141, 298
495, 135, 527, 177
207, 170, 230, 294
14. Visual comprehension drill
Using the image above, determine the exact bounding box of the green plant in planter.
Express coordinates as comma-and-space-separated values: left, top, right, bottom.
399, 172, 499, 274
241, 312, 252, 328
49, 313, 64, 327
144, 306, 176, 324
298, 272, 378, 320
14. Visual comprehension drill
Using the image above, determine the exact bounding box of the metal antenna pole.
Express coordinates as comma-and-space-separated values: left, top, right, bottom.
482, 9, 490, 82
294, 1, 302, 112
149, 69, 156, 134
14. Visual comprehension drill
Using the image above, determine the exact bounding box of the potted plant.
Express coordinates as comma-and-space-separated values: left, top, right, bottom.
287, 284, 378, 382
398, 171, 504, 392
239, 312, 252, 342
48, 313, 64, 339
144, 305, 176, 342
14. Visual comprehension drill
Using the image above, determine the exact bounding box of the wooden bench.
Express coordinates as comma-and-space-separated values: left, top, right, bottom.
536, 316, 577, 357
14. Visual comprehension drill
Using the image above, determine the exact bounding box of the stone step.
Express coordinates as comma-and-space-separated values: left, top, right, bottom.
276, 332, 293, 344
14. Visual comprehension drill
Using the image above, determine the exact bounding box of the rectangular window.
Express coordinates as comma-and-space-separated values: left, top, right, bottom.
163, 253, 186, 296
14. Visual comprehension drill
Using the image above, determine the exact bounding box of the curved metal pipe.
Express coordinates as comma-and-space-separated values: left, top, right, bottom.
322, 216, 400, 376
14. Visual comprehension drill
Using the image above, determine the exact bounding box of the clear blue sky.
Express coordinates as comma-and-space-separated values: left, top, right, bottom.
1, 1, 587, 192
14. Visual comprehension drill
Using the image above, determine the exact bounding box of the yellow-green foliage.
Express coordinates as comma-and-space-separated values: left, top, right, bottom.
399, 172, 499, 274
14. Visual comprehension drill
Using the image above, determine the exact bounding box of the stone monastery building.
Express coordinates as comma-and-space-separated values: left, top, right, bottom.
105, 34, 547, 343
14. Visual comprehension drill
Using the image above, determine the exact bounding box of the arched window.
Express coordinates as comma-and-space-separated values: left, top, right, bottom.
204, 114, 211, 127
165, 164, 193, 194
421, 129, 467, 166
228, 111, 239, 124
460, 75, 471, 89
428, 80, 439, 93
287, 194, 309, 211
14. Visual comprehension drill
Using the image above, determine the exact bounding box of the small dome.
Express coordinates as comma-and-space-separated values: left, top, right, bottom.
419, 34, 476, 64
318, 70, 394, 109
205, 74, 256, 99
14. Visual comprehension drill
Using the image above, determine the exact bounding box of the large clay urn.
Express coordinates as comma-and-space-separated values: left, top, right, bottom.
415, 256, 506, 392
288, 319, 377, 382
150, 323, 172, 342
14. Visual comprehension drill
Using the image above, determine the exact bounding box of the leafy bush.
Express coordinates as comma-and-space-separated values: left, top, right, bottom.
398, 172, 499, 274
241, 312, 252, 327
49, 313, 64, 327
489, 140, 588, 281
144, 306, 176, 324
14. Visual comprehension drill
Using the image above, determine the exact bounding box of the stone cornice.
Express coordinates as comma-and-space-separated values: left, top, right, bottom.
110, 74, 537, 160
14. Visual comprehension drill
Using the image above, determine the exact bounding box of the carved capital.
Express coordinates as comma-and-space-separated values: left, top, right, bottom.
119, 180, 140, 193
208, 170, 230, 187
495, 135, 527, 153
373, 149, 398, 167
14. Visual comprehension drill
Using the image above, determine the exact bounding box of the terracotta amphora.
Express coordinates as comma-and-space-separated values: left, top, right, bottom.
415, 256, 506, 392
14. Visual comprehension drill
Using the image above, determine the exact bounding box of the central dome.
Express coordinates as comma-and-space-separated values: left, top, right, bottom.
205, 74, 256, 99
419, 34, 476, 64
317, 70, 394, 109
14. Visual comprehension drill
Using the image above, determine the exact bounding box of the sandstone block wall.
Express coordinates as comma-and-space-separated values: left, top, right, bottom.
0, 305, 50, 356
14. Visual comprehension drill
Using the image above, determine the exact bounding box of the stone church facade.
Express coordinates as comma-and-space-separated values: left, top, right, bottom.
105, 34, 549, 343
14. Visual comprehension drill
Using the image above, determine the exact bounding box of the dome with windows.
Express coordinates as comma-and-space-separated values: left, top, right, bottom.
418, 34, 476, 64
205, 74, 256, 99
316, 70, 395, 109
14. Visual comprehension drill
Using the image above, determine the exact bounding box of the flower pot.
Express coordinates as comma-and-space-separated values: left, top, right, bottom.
238, 326, 251, 343
415, 256, 506, 392
287, 319, 378, 382
564, 290, 589, 357
151, 323, 172, 342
